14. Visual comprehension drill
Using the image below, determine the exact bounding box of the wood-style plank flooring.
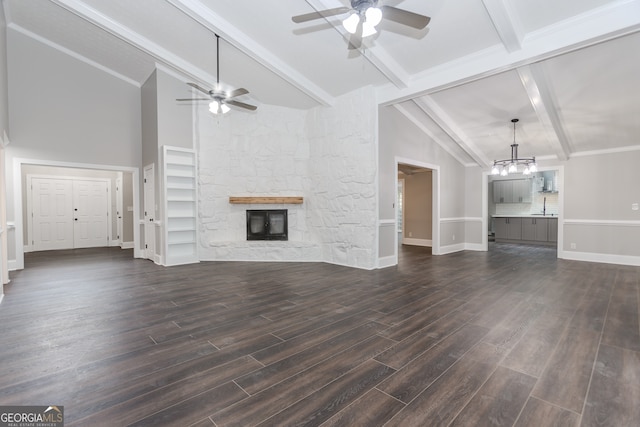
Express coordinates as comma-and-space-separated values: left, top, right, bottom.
0, 244, 638, 426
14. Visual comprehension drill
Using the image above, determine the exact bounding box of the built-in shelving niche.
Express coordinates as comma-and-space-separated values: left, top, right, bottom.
163, 146, 199, 266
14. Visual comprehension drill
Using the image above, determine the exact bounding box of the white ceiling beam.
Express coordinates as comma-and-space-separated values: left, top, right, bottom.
481, 0, 524, 52
304, 0, 409, 88
378, 0, 640, 105
168, 0, 335, 106
414, 97, 492, 168
393, 104, 475, 167
48, 0, 219, 86
517, 65, 572, 161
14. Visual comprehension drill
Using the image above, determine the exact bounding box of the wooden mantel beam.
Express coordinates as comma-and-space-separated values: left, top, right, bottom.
229, 196, 304, 204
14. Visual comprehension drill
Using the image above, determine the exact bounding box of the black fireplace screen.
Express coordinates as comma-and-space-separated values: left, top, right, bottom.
246, 209, 288, 241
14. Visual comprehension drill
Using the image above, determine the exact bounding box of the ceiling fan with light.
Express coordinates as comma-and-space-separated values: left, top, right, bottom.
177, 34, 257, 114
292, 0, 430, 49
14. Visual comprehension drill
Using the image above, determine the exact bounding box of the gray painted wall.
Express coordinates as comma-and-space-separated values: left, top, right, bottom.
378, 105, 468, 257
0, 6, 8, 137
4, 28, 142, 265
562, 151, 640, 260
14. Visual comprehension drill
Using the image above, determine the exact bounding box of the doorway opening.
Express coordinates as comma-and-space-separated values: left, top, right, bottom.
486, 167, 563, 254
391, 158, 441, 266
12, 159, 140, 271
398, 163, 434, 248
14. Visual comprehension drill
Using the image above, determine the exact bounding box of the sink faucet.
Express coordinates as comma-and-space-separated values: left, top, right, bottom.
543, 197, 546, 216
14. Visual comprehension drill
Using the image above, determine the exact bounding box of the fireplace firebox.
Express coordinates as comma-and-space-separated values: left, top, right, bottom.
246, 209, 288, 241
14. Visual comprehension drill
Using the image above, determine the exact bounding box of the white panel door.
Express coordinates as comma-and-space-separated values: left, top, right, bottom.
32, 178, 74, 250
73, 180, 109, 248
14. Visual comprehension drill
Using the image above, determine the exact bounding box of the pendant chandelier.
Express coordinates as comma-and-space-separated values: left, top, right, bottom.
491, 118, 537, 176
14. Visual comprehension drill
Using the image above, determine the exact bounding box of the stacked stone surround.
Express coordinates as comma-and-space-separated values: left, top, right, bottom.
196, 87, 378, 269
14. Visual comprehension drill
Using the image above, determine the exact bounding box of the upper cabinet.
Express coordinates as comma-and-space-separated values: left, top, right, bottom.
493, 179, 532, 203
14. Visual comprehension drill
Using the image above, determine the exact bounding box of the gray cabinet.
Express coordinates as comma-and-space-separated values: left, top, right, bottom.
548, 218, 558, 242
495, 216, 558, 245
494, 217, 522, 240
493, 179, 532, 203
522, 218, 548, 242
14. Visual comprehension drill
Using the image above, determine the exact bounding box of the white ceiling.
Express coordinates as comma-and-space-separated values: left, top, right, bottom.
4, 0, 640, 168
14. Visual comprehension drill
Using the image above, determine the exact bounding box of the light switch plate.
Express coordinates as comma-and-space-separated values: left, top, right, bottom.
633, 203, 639, 211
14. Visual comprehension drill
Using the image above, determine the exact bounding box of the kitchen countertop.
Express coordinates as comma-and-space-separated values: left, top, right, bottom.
492, 214, 558, 218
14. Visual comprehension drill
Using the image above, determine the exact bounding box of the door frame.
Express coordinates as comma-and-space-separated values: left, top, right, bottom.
26, 174, 112, 252
395, 157, 441, 258
12, 158, 141, 271
115, 174, 123, 247
143, 163, 156, 263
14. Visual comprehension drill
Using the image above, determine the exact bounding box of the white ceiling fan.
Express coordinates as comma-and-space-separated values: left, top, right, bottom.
292, 0, 431, 49
177, 34, 257, 114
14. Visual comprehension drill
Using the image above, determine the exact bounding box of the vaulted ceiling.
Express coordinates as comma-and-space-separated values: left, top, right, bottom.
4, 0, 640, 168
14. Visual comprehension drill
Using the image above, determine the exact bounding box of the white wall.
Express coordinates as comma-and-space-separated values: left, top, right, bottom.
197, 87, 379, 269
307, 88, 379, 269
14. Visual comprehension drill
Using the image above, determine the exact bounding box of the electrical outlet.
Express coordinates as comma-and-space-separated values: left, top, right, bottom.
633, 203, 639, 211
409, 232, 412, 237
570, 243, 576, 249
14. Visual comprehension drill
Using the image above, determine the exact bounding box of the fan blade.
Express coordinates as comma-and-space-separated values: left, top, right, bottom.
227, 88, 249, 99
381, 6, 431, 29
176, 98, 211, 101
292, 7, 350, 23
187, 82, 213, 95
225, 99, 257, 111
347, 20, 363, 50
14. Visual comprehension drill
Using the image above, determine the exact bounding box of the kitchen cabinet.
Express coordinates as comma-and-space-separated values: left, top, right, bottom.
494, 217, 522, 240
522, 218, 548, 242
547, 218, 558, 242
493, 179, 532, 203
494, 216, 558, 245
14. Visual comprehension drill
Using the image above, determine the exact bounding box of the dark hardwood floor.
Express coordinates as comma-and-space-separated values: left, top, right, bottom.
0, 244, 638, 426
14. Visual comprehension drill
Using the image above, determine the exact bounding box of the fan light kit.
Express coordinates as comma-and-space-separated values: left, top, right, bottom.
343, 6, 382, 37
491, 119, 538, 176
292, 0, 430, 49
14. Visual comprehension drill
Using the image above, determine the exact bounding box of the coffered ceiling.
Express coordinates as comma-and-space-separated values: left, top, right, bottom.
4, 0, 640, 168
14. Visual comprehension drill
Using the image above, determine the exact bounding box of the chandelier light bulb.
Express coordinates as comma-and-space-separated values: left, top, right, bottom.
500, 167, 508, 176
491, 164, 500, 175
508, 162, 517, 173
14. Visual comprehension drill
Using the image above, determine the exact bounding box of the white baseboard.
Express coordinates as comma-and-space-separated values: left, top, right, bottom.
377, 255, 397, 269
120, 241, 134, 249
439, 243, 465, 255
560, 250, 640, 267
402, 238, 432, 247
8, 260, 18, 271
464, 243, 485, 251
